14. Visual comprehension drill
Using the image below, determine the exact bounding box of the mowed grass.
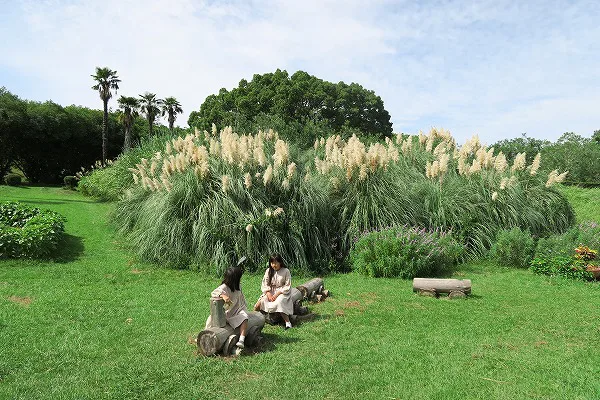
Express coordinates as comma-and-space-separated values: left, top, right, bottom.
558, 185, 600, 223
1, 185, 599, 400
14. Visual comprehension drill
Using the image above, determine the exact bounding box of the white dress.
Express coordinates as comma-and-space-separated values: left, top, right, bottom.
205, 284, 249, 329
257, 267, 293, 315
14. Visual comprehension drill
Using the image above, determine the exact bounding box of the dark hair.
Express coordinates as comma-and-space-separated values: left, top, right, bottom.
222, 266, 243, 291
267, 254, 285, 285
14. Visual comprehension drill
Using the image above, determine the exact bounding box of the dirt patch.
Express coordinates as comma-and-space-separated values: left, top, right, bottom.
240, 371, 261, 381
8, 296, 32, 306
534, 340, 548, 348
335, 309, 345, 316
131, 269, 145, 274
343, 301, 363, 309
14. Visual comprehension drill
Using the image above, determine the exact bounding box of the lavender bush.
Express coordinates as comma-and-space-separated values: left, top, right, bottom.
349, 225, 464, 278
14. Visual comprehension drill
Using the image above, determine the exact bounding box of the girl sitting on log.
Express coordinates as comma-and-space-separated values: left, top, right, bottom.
207, 266, 249, 348
254, 254, 293, 329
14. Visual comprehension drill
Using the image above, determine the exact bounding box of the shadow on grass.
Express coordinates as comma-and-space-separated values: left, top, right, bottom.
243, 312, 327, 355
20, 198, 101, 205
51, 233, 85, 263
244, 332, 301, 355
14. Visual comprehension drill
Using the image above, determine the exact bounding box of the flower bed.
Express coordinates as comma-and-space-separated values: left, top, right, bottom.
0, 202, 66, 258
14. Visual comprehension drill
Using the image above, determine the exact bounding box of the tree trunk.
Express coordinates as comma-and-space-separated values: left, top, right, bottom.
123, 125, 131, 152
102, 100, 108, 165
412, 278, 471, 295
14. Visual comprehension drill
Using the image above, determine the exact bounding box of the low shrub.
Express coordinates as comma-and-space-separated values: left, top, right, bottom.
535, 222, 600, 259
349, 225, 464, 278
530, 255, 595, 281
4, 173, 21, 186
79, 132, 177, 201
490, 227, 536, 268
63, 176, 77, 190
0, 202, 66, 258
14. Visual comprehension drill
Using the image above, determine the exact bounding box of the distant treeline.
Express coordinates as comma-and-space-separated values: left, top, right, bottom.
492, 131, 600, 186
0, 87, 167, 183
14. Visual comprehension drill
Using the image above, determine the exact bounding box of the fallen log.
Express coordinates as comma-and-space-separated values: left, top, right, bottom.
198, 300, 265, 356
412, 278, 471, 297
263, 278, 328, 325
297, 278, 324, 300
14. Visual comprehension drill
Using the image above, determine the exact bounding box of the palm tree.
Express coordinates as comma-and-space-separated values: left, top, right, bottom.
117, 96, 139, 152
91, 67, 120, 165
161, 97, 183, 131
138, 92, 162, 137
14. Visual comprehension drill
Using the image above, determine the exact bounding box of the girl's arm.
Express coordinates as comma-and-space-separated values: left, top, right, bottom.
211, 285, 230, 302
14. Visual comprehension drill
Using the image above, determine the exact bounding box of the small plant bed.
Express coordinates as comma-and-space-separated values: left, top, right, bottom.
530, 245, 599, 281
0, 201, 66, 258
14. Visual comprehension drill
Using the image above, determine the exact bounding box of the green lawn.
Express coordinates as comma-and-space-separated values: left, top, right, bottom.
1, 185, 599, 400
558, 185, 600, 223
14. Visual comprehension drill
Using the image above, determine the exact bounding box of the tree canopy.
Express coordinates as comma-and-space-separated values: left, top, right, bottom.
188, 69, 393, 139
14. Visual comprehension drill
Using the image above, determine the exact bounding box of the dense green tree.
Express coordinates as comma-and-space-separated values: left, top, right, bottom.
491, 133, 550, 162
139, 92, 162, 137
188, 69, 393, 141
0, 88, 27, 178
542, 132, 600, 184
117, 96, 139, 152
161, 97, 183, 131
91, 67, 120, 165
592, 129, 600, 144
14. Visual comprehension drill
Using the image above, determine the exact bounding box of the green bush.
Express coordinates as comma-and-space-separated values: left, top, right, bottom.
79, 132, 177, 201
349, 225, 464, 278
4, 173, 21, 186
490, 227, 536, 268
63, 176, 77, 189
0, 202, 66, 258
535, 222, 600, 259
529, 256, 594, 281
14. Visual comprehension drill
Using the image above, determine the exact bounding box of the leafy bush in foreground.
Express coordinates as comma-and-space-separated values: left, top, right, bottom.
530, 256, 595, 281
490, 227, 535, 268
349, 225, 464, 278
0, 202, 66, 258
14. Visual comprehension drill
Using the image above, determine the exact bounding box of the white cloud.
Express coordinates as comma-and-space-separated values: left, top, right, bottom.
1, 0, 599, 144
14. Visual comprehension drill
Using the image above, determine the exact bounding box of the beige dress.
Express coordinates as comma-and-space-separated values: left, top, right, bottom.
257, 267, 293, 315
205, 284, 249, 329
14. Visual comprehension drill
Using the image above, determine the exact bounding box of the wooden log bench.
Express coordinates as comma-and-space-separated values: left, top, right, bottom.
412, 278, 471, 298
264, 277, 329, 325
197, 299, 266, 356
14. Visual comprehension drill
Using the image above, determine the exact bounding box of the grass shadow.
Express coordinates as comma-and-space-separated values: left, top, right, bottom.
51, 233, 85, 263
244, 332, 301, 355
20, 199, 101, 205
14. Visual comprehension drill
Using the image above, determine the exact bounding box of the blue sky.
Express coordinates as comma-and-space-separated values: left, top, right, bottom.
1, 0, 599, 144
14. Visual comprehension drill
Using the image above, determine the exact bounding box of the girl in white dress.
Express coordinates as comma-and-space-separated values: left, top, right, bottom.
254, 255, 293, 329
208, 266, 249, 348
